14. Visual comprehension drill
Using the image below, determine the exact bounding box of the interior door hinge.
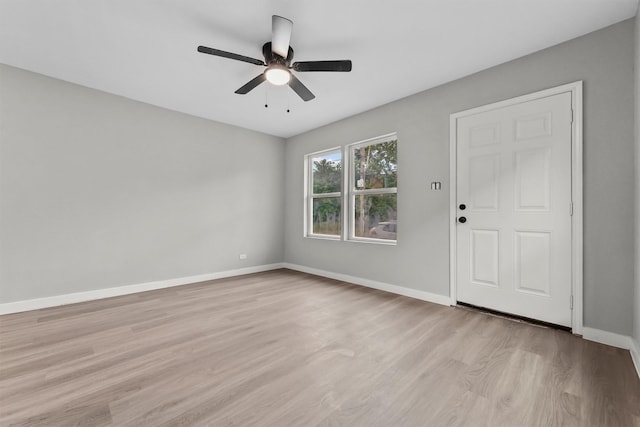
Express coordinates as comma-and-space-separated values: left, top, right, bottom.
570, 295, 573, 310
570, 202, 573, 216
570, 108, 574, 123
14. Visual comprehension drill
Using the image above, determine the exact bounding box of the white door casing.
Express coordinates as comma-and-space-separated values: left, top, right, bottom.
449, 83, 583, 331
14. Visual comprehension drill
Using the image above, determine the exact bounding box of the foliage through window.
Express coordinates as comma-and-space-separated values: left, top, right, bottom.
349, 136, 398, 241
307, 149, 342, 237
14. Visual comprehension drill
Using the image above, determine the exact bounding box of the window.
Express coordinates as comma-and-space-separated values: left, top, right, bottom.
348, 135, 398, 242
305, 148, 342, 238
304, 134, 397, 243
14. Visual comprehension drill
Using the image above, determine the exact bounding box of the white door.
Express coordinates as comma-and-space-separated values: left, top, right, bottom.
455, 92, 573, 326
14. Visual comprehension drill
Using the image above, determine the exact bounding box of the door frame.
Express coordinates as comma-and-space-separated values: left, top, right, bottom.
448, 81, 583, 334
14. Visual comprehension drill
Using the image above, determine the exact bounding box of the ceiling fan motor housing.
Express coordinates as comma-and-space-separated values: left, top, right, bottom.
262, 42, 294, 67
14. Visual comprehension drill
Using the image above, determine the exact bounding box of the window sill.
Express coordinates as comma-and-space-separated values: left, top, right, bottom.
305, 234, 341, 241
346, 237, 397, 246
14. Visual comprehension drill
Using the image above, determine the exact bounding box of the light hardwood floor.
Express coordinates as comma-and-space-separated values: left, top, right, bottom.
1, 269, 639, 426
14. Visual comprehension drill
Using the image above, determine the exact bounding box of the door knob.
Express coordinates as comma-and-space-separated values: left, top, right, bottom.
458, 216, 467, 223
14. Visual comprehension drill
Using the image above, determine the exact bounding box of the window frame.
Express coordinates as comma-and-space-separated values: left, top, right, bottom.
304, 147, 343, 240
346, 133, 398, 244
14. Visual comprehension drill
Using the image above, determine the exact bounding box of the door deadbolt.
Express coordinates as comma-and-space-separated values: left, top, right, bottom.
459, 204, 466, 210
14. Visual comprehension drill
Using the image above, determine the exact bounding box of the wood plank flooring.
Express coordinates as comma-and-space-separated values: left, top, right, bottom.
1, 269, 639, 426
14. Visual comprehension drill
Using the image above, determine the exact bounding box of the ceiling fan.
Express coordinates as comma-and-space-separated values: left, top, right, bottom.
197, 15, 352, 102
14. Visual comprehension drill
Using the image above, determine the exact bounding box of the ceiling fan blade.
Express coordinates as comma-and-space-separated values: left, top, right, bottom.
292, 60, 352, 72
288, 75, 315, 101
197, 46, 265, 66
272, 15, 293, 58
235, 74, 267, 94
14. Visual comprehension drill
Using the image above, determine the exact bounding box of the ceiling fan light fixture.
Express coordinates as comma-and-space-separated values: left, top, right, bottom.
265, 65, 291, 86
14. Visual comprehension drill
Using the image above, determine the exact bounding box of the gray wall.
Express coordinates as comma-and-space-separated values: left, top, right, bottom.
1, 20, 636, 338
284, 20, 636, 335
0, 64, 285, 303
633, 10, 639, 349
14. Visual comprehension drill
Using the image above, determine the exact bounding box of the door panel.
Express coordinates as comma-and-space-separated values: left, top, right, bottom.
469, 123, 501, 147
470, 229, 500, 287
468, 155, 500, 211
515, 112, 552, 140
514, 148, 551, 211
456, 92, 572, 326
514, 230, 551, 296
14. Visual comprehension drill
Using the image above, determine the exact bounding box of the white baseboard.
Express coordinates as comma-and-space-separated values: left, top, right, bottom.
282, 263, 453, 307
630, 338, 640, 380
0, 263, 284, 315
571, 328, 640, 380
582, 327, 632, 349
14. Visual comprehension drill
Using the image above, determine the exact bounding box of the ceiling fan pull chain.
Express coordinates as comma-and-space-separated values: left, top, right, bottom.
265, 85, 269, 108
286, 89, 291, 113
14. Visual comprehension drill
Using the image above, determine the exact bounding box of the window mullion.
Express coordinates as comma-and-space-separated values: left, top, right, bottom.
311, 192, 341, 199
352, 188, 397, 196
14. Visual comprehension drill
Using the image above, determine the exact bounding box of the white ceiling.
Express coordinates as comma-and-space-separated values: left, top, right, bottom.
1, 1, 637, 138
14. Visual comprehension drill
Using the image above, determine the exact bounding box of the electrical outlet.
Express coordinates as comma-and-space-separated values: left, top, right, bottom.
239, 254, 247, 260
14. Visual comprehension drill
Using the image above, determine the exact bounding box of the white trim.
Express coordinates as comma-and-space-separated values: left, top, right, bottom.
448, 81, 584, 334
283, 263, 453, 306
582, 329, 640, 379
449, 115, 458, 312
346, 133, 398, 243
570, 82, 584, 335
582, 327, 632, 350
305, 146, 343, 158
449, 81, 583, 119
341, 141, 350, 241
304, 149, 310, 237
348, 132, 398, 150
304, 146, 343, 239
305, 234, 341, 241
310, 192, 341, 199
630, 338, 640, 379
345, 237, 396, 246
352, 188, 398, 196
0, 263, 284, 315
